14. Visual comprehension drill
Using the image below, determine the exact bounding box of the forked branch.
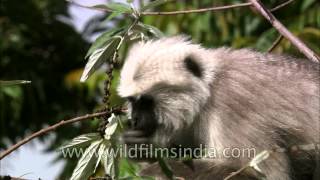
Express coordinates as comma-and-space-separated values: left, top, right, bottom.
249, 0, 319, 62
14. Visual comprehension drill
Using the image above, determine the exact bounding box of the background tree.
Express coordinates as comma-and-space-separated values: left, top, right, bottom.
0, 0, 105, 177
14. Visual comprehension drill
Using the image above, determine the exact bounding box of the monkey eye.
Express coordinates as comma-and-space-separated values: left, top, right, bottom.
139, 95, 154, 106
184, 55, 203, 78
127, 95, 154, 107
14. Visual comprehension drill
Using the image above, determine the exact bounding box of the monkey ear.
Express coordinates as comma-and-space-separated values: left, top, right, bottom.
184, 56, 203, 78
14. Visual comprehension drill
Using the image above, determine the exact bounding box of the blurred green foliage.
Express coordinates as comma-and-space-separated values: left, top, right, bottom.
140, 0, 320, 54
0, 0, 319, 178
0, 0, 108, 177
0, 0, 100, 146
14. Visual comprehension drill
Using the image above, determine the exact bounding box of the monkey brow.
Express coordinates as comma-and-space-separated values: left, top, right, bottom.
147, 82, 192, 93
126, 96, 136, 103
122, 82, 192, 100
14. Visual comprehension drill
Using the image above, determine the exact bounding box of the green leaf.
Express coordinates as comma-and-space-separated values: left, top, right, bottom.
81, 37, 121, 82
94, 140, 110, 172
102, 146, 116, 179
81, 46, 108, 82
91, 4, 110, 9
59, 133, 101, 150
0, 80, 31, 86
96, 115, 124, 179
93, 2, 132, 13
106, 11, 122, 22
138, 23, 164, 38
100, 114, 123, 179
104, 114, 119, 140
110, 2, 132, 12
85, 27, 125, 59
70, 140, 103, 180
141, 0, 169, 11
108, 2, 132, 13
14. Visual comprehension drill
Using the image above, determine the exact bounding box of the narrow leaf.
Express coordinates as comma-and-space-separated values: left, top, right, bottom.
81, 47, 108, 82
139, 23, 164, 38
80, 38, 121, 82
93, 2, 132, 13
102, 146, 116, 179
107, 2, 132, 13
0, 80, 31, 86
70, 140, 103, 180
106, 11, 122, 22
85, 27, 125, 59
100, 115, 123, 179
94, 140, 110, 172
104, 114, 119, 140
60, 133, 101, 150
91, 4, 110, 10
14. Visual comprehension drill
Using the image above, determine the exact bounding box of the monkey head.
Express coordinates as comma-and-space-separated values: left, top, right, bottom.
117, 36, 215, 147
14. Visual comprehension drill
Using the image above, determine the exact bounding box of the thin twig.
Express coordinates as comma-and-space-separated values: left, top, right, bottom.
70, 1, 252, 14
141, 3, 252, 15
268, 35, 284, 52
249, 0, 320, 62
0, 108, 124, 160
224, 166, 249, 180
69, 0, 294, 15
270, 0, 294, 12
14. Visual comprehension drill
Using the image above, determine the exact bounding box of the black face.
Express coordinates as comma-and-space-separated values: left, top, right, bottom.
129, 95, 157, 136
123, 95, 158, 146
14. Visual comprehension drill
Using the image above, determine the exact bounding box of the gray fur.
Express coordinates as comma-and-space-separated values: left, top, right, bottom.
118, 36, 320, 180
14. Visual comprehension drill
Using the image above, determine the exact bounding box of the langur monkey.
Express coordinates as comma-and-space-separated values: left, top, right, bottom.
117, 36, 320, 180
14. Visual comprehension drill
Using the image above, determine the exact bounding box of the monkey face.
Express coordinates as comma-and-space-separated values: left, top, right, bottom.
118, 37, 213, 147
122, 86, 205, 147
128, 95, 157, 135
122, 94, 159, 147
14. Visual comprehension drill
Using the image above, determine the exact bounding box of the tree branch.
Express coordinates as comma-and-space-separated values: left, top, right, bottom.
69, 0, 293, 16
0, 108, 124, 160
141, 3, 252, 15
69, 1, 252, 15
270, 0, 294, 12
249, 0, 320, 62
268, 35, 284, 52
143, 0, 293, 15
